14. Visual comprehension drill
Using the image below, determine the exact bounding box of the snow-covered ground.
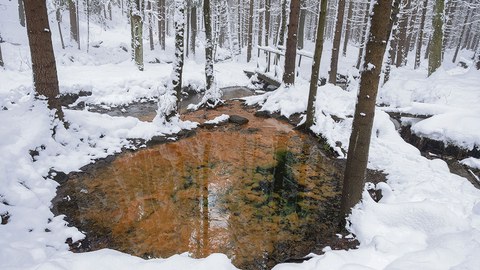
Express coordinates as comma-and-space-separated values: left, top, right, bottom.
2, 1, 480, 269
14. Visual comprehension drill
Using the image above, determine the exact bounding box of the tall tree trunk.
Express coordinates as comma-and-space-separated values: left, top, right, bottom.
341, 0, 396, 220
277, 0, 288, 46
56, 8, 66, 50
148, 1, 155, 51
191, 5, 197, 55
18, 0, 26, 27
23, 0, 64, 123
131, 0, 144, 71
246, 0, 254, 62
282, 0, 301, 85
395, 0, 411, 67
428, 0, 444, 76
355, 1, 371, 69
414, 0, 428, 69
452, 2, 471, 63
204, 0, 215, 92
158, 0, 166, 50
172, 0, 185, 110
69, 0, 80, 47
258, 0, 264, 46
0, 34, 4, 67
443, 0, 457, 51
342, 0, 353, 57
186, 6, 190, 57
383, 0, 401, 84
328, 0, 346, 84
237, 0, 242, 53
264, 0, 271, 46
297, 1, 306, 49
304, 0, 328, 129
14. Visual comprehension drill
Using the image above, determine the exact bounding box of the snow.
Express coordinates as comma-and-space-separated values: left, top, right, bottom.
1, 1, 480, 269
204, 114, 230, 125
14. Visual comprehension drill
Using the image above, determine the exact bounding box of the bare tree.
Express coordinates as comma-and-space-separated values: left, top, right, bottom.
246, 0, 254, 62
23, 0, 64, 123
69, 0, 80, 48
158, 0, 166, 50
283, 0, 301, 85
414, 0, 428, 69
341, 0, 397, 220
304, 0, 328, 129
428, 0, 444, 76
328, 0, 346, 85
130, 0, 144, 71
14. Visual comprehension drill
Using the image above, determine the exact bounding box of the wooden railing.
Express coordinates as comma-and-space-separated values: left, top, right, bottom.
256, 46, 313, 78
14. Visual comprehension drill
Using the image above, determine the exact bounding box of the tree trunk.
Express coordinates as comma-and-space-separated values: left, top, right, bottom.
131, 0, 144, 71
355, 1, 371, 69
258, 0, 264, 47
56, 8, 65, 50
148, 1, 155, 51
158, 0, 166, 50
428, 0, 444, 76
341, 0, 396, 220
23, 0, 64, 122
277, 0, 288, 46
204, 0, 214, 91
265, 0, 271, 46
0, 34, 4, 67
173, 0, 185, 110
18, 0, 26, 27
328, 0, 346, 84
282, 0, 301, 85
395, 0, 411, 67
191, 5, 197, 55
342, 0, 353, 57
383, 0, 400, 84
414, 0, 428, 69
452, 2, 471, 63
69, 0, 80, 47
304, 0, 328, 129
246, 0, 254, 62
297, 1, 306, 49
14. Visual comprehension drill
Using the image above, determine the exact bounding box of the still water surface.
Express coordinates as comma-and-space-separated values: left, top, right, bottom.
56, 100, 342, 269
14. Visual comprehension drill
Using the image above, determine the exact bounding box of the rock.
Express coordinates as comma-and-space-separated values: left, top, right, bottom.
48, 169, 68, 184
254, 111, 271, 118
229, 115, 249, 125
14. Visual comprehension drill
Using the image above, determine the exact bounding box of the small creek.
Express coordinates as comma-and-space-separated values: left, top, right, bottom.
54, 90, 348, 269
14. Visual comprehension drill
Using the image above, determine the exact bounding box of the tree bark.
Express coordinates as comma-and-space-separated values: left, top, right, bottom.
0, 34, 4, 67
158, 0, 166, 50
69, 0, 80, 47
191, 5, 197, 55
428, 0, 444, 76
277, 0, 288, 46
414, 0, 428, 69
258, 0, 264, 46
355, 1, 371, 69
148, 1, 155, 51
452, 2, 471, 63
341, 0, 396, 220
264, 0, 271, 46
18, 0, 26, 27
204, 0, 214, 91
305, 0, 328, 129
395, 0, 411, 67
173, 0, 185, 110
131, 0, 144, 71
328, 0, 346, 84
23, 0, 64, 122
246, 0, 254, 62
282, 0, 301, 85
342, 0, 353, 57
56, 8, 65, 50
297, 1, 306, 49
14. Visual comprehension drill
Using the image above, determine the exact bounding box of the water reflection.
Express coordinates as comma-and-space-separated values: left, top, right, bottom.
58, 101, 341, 269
